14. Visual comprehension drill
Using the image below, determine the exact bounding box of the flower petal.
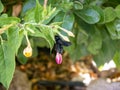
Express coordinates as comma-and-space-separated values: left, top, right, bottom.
55, 52, 62, 64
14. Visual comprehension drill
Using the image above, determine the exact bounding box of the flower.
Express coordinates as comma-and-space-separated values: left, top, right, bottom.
58, 33, 70, 42
23, 45, 32, 57
23, 31, 32, 57
55, 52, 62, 64
58, 26, 75, 37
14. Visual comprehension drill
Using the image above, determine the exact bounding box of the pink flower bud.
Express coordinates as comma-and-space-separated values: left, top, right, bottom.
55, 52, 62, 64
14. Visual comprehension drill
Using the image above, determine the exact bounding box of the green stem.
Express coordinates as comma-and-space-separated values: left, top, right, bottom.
24, 31, 31, 47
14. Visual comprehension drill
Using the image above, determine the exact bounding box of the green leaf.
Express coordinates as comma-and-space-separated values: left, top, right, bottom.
17, 46, 28, 64
15, 30, 24, 54
35, 0, 43, 23
0, 27, 20, 89
87, 27, 102, 55
54, 12, 74, 31
0, 0, 4, 13
115, 5, 120, 18
106, 19, 120, 39
73, 1, 83, 10
54, 11, 65, 22
59, 2, 73, 12
27, 24, 45, 38
54, 11, 74, 36
103, 7, 116, 23
0, 14, 8, 18
62, 13, 75, 31
0, 43, 15, 89
75, 7, 100, 24
0, 17, 20, 26
66, 41, 89, 60
75, 18, 102, 55
34, 38, 49, 47
7, 27, 24, 54
77, 28, 88, 45
23, 8, 35, 22
27, 24, 55, 50
94, 30, 116, 66
65, 23, 89, 60
43, 9, 60, 24
38, 26, 55, 50
113, 51, 120, 68
21, 0, 36, 16
91, 6, 105, 24
106, 22, 117, 39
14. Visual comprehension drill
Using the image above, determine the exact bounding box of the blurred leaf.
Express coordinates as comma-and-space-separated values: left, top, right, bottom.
27, 24, 46, 38
87, 27, 102, 55
38, 26, 55, 50
54, 11, 65, 22
106, 22, 117, 39
27, 24, 55, 50
0, 17, 20, 26
21, 0, 36, 16
23, 8, 35, 22
43, 9, 60, 24
89, 0, 107, 6
73, 1, 83, 10
34, 38, 49, 48
0, 42, 15, 89
113, 51, 120, 68
106, 19, 120, 39
115, 5, 120, 18
0, 0, 4, 13
35, 0, 42, 23
75, 7, 100, 24
77, 28, 88, 45
15, 30, 24, 54
103, 7, 116, 23
0, 27, 20, 89
94, 30, 116, 66
65, 22, 90, 60
17, 46, 28, 64
62, 13, 74, 31
0, 14, 8, 18
91, 6, 104, 24
59, 2, 73, 12
54, 11, 74, 35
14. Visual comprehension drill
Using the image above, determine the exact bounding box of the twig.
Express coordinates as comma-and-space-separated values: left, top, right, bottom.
0, 24, 14, 34
44, 0, 48, 9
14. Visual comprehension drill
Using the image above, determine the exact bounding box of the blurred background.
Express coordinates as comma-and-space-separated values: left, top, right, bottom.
0, 0, 120, 90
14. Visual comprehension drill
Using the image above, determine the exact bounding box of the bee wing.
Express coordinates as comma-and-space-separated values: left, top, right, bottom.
62, 41, 71, 46
55, 35, 71, 46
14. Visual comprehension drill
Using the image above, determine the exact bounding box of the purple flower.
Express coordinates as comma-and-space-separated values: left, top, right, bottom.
55, 52, 62, 64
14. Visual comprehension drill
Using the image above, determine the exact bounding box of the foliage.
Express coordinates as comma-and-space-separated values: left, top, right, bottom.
0, 0, 120, 89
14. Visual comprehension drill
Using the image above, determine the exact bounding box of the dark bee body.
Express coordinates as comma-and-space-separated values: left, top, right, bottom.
55, 36, 71, 54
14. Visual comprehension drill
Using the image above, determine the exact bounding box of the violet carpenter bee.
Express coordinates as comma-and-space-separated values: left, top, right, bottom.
55, 35, 71, 54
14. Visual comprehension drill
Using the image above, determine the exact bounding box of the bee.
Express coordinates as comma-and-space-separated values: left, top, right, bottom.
55, 35, 71, 54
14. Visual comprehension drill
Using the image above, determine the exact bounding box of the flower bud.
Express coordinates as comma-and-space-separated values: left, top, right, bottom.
55, 52, 62, 64
58, 33, 70, 42
23, 46, 32, 57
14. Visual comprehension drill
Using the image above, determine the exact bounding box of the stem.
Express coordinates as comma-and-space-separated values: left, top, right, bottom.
44, 0, 48, 9
25, 32, 31, 47
0, 23, 14, 34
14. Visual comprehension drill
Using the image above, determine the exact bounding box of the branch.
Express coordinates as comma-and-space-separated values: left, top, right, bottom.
44, 0, 48, 9
0, 24, 14, 34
